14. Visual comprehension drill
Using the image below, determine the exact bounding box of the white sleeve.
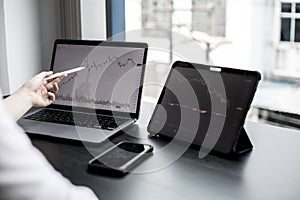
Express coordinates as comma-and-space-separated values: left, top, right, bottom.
0, 100, 98, 200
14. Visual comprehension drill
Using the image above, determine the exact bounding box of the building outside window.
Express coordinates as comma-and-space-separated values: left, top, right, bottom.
280, 1, 300, 42
192, 0, 226, 37
121, 0, 300, 129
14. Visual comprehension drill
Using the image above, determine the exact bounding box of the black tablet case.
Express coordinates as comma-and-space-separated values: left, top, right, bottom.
147, 61, 261, 156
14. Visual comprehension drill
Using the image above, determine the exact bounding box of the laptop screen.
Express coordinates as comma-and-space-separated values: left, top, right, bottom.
51, 41, 147, 114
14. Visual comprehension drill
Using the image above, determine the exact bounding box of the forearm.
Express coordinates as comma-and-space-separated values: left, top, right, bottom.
2, 88, 33, 121
2, 71, 66, 121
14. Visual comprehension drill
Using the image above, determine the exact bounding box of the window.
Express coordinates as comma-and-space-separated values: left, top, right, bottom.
192, 0, 226, 37
141, 0, 173, 37
280, 1, 300, 42
140, 0, 226, 37
106, 0, 125, 41
109, 0, 300, 130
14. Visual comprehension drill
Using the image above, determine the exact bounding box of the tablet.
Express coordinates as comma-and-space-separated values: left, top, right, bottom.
147, 61, 261, 154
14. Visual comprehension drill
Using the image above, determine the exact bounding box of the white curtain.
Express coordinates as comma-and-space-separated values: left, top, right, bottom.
60, 0, 82, 39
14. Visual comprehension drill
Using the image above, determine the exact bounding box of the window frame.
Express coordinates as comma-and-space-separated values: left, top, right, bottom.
280, 0, 300, 43
106, 0, 126, 41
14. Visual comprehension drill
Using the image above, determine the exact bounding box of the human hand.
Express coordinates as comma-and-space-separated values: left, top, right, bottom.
19, 71, 67, 107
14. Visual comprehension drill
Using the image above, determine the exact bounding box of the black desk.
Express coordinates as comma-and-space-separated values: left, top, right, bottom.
30, 102, 300, 200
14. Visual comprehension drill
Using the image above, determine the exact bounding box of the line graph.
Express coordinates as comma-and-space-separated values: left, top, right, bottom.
162, 101, 227, 117
56, 93, 130, 109
82, 55, 117, 72
79, 55, 142, 72
172, 76, 227, 104
58, 72, 79, 88
117, 58, 136, 68
159, 68, 249, 123
53, 45, 145, 113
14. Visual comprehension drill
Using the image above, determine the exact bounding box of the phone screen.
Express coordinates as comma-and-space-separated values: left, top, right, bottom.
88, 141, 153, 174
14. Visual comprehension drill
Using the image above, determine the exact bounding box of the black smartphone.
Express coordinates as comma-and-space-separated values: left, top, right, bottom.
88, 141, 153, 176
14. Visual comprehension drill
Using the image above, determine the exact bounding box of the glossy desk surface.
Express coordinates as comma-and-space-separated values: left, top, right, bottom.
30, 102, 300, 200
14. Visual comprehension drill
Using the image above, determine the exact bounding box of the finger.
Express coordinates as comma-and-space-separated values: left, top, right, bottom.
42, 79, 48, 85
48, 92, 55, 103
45, 82, 54, 91
52, 73, 67, 84
45, 79, 60, 92
52, 82, 59, 95
38, 71, 53, 79
37, 71, 54, 84
60, 73, 68, 80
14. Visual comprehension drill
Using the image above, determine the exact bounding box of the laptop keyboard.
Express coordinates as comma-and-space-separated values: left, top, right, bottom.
24, 109, 131, 130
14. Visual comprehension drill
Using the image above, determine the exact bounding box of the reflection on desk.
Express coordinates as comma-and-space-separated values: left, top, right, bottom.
30, 102, 300, 200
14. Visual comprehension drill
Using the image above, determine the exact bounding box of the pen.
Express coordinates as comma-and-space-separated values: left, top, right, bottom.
45, 66, 86, 81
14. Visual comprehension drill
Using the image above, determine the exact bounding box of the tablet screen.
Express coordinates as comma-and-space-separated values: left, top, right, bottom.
147, 61, 261, 154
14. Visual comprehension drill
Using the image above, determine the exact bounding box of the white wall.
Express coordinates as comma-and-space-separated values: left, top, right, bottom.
0, 0, 86, 95
2, 0, 42, 94
0, 0, 9, 95
250, 0, 268, 70
80, 0, 106, 40
209, 0, 275, 75
211, 0, 254, 69
258, 0, 277, 76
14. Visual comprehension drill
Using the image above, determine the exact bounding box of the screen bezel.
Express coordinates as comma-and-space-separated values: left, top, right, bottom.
147, 61, 261, 154
48, 39, 148, 119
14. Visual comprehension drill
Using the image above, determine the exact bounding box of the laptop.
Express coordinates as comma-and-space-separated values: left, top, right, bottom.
18, 39, 148, 143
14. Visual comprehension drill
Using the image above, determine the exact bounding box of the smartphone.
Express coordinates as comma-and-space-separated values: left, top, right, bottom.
88, 141, 153, 176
